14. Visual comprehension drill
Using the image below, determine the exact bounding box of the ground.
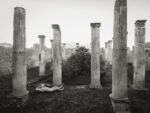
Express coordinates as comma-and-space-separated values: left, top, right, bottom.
0, 67, 150, 113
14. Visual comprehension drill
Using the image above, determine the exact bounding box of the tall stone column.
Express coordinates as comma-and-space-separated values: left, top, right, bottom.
50, 39, 53, 62
62, 43, 67, 61
90, 23, 102, 89
110, 0, 130, 113
133, 20, 147, 89
12, 7, 28, 97
38, 35, 45, 76
107, 40, 113, 64
52, 24, 62, 85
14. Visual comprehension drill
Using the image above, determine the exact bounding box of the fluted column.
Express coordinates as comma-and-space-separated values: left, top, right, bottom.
110, 0, 130, 113
90, 23, 102, 89
12, 7, 28, 97
38, 35, 45, 76
52, 24, 62, 85
133, 20, 147, 89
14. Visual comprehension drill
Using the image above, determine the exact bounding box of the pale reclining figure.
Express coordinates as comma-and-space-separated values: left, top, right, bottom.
36, 83, 64, 92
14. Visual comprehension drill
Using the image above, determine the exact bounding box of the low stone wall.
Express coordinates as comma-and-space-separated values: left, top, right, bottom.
0, 46, 51, 76
0, 46, 12, 75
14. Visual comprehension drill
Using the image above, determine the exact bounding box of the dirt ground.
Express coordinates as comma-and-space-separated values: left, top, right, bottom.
0, 68, 150, 113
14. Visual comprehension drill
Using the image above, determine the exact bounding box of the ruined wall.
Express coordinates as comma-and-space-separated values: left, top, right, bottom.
0, 44, 51, 76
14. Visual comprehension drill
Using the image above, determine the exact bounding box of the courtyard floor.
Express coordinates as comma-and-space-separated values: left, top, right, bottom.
0, 68, 150, 113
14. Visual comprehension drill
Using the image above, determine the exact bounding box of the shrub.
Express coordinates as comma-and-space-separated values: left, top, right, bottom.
62, 47, 91, 85
62, 47, 112, 86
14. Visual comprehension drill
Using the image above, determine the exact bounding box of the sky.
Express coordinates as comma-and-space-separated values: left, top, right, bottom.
0, 0, 150, 48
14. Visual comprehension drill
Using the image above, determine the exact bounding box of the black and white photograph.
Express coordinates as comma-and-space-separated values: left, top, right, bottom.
0, 0, 150, 113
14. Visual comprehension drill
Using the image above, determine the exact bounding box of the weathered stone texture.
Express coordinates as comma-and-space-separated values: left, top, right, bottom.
52, 24, 62, 85
12, 7, 28, 97
38, 35, 45, 76
105, 40, 113, 64
90, 23, 102, 89
62, 43, 66, 61
110, 0, 130, 113
133, 20, 147, 89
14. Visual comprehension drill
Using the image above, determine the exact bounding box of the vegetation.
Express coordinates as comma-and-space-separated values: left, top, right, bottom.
0, 46, 150, 113
62, 47, 112, 86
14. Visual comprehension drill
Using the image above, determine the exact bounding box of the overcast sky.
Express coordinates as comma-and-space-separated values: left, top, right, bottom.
0, 0, 150, 48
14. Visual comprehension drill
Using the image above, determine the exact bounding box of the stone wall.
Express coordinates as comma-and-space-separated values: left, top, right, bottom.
0, 44, 51, 76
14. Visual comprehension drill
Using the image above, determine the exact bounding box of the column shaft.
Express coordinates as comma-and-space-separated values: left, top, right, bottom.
52, 24, 62, 85
110, 1, 130, 113
12, 7, 28, 97
38, 35, 45, 76
62, 43, 66, 61
90, 23, 102, 89
112, 0, 128, 99
50, 40, 53, 62
133, 20, 146, 89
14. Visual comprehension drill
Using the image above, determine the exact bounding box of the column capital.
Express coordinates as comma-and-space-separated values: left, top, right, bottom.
90, 23, 101, 28
38, 35, 45, 39
135, 20, 147, 27
115, 0, 127, 8
52, 24, 60, 29
15, 7, 25, 13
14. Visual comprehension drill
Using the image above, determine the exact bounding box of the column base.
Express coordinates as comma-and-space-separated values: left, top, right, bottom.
11, 90, 29, 98
109, 94, 130, 113
53, 83, 63, 87
132, 86, 148, 91
89, 84, 102, 89
8, 91, 29, 107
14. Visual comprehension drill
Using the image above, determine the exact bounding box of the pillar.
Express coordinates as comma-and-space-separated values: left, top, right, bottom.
133, 20, 147, 89
107, 40, 113, 64
12, 7, 28, 97
52, 24, 62, 85
90, 23, 102, 89
105, 42, 108, 61
62, 43, 66, 61
110, 0, 130, 113
50, 39, 53, 62
38, 35, 45, 76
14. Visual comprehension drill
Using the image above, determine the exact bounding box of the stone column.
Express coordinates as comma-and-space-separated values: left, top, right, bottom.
50, 39, 53, 62
76, 43, 79, 49
52, 24, 62, 85
110, 0, 130, 113
105, 42, 108, 61
62, 43, 66, 61
38, 35, 45, 76
132, 46, 134, 63
133, 20, 147, 89
90, 23, 102, 89
12, 7, 28, 97
107, 40, 113, 64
